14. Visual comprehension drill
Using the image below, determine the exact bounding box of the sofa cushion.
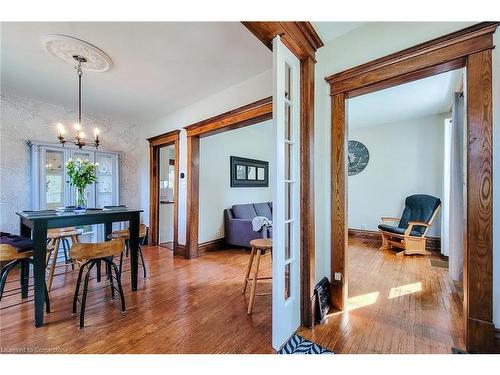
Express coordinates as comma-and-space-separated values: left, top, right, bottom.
254, 202, 272, 220
232, 204, 257, 220
378, 224, 422, 237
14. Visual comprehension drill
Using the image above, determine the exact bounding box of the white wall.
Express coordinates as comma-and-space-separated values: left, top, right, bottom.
0, 92, 142, 234
198, 120, 273, 243
138, 69, 272, 245
348, 113, 446, 238
313, 22, 500, 328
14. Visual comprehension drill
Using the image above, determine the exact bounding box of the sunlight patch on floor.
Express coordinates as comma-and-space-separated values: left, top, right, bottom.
346, 291, 380, 311
388, 282, 422, 299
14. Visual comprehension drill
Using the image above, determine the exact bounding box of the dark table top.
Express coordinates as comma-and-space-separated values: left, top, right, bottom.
16, 208, 143, 221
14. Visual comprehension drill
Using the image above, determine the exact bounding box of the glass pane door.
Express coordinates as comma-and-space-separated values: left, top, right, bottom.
44, 149, 66, 210
95, 153, 116, 208
272, 35, 301, 350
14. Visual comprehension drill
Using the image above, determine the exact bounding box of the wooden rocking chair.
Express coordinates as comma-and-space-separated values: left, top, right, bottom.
378, 194, 441, 256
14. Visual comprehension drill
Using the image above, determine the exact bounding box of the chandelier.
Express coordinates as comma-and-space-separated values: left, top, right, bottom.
56, 55, 100, 149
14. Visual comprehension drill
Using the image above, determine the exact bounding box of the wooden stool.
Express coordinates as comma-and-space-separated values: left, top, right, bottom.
242, 238, 272, 315
108, 224, 148, 278
70, 239, 126, 328
0, 243, 52, 312
46, 227, 81, 291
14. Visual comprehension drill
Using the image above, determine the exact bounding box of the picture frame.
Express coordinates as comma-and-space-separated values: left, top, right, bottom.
230, 156, 269, 187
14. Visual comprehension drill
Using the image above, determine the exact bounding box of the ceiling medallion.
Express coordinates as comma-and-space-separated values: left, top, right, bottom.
42, 34, 112, 72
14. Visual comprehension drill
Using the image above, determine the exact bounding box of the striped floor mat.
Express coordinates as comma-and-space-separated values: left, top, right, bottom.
278, 334, 333, 354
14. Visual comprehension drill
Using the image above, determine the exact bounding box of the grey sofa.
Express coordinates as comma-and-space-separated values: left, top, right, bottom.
224, 202, 272, 247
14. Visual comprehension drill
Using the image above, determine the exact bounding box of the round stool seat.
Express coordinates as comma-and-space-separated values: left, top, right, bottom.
108, 229, 130, 240
108, 224, 148, 240
250, 238, 272, 251
47, 228, 81, 240
70, 238, 125, 261
0, 244, 54, 262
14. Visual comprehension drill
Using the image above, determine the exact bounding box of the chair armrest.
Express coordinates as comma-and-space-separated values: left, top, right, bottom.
404, 221, 431, 236
408, 221, 431, 227
381, 217, 400, 222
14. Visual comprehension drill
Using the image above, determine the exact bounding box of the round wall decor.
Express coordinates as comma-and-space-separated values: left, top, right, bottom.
42, 34, 112, 72
348, 140, 369, 176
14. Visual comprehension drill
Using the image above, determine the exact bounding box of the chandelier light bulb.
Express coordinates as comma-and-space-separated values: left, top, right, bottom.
80, 131, 86, 139
56, 123, 66, 134
74, 122, 81, 131
94, 128, 100, 137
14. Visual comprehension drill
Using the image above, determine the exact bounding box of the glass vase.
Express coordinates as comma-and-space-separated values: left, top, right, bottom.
76, 187, 87, 210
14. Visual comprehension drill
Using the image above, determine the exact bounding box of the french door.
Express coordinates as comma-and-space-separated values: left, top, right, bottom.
272, 35, 301, 350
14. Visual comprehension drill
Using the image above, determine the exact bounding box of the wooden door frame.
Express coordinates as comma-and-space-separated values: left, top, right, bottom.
184, 97, 272, 259
325, 22, 498, 353
147, 130, 180, 250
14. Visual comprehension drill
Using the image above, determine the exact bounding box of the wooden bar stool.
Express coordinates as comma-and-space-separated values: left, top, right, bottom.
46, 227, 81, 291
70, 239, 126, 328
0, 243, 51, 313
108, 224, 148, 278
242, 238, 272, 315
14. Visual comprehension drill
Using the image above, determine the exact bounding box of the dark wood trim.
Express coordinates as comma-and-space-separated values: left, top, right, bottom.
147, 129, 181, 148
346, 57, 467, 99
348, 228, 441, 252
173, 243, 187, 258
198, 238, 226, 255
186, 135, 200, 259
327, 22, 498, 353
326, 22, 498, 88
242, 22, 323, 61
300, 56, 316, 328
465, 48, 494, 353
330, 93, 347, 311
147, 130, 180, 248
184, 97, 272, 138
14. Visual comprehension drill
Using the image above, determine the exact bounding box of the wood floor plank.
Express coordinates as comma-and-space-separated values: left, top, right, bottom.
299, 238, 465, 354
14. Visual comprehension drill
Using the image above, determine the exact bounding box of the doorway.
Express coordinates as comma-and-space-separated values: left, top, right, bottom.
344, 68, 466, 352
327, 23, 496, 352
158, 144, 176, 250
147, 130, 179, 250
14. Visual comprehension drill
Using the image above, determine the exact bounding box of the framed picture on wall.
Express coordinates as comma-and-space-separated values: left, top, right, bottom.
230, 156, 269, 187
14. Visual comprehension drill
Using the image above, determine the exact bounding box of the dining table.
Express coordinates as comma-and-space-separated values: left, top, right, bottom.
16, 207, 143, 327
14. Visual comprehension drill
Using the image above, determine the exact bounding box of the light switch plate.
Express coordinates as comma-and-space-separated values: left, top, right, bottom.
334, 272, 342, 281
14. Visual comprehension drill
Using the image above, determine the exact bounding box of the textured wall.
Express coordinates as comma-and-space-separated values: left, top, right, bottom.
0, 93, 142, 234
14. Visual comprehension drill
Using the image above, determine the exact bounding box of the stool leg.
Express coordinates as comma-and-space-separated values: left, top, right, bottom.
125, 240, 129, 257
139, 245, 147, 279
47, 238, 60, 291
247, 249, 262, 315
80, 261, 96, 328
61, 238, 69, 264
0, 261, 19, 302
72, 260, 87, 314
20, 259, 29, 299
106, 259, 115, 300
46, 239, 54, 265
44, 283, 51, 313
110, 260, 126, 312
119, 251, 124, 277
242, 247, 256, 294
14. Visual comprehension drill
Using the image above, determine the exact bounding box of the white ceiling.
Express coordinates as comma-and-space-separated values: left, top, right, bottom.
0, 22, 272, 123
312, 22, 365, 43
348, 70, 462, 129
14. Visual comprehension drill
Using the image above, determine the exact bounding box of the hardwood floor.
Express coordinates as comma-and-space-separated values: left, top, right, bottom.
299, 238, 465, 353
0, 247, 273, 354
0, 239, 463, 354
